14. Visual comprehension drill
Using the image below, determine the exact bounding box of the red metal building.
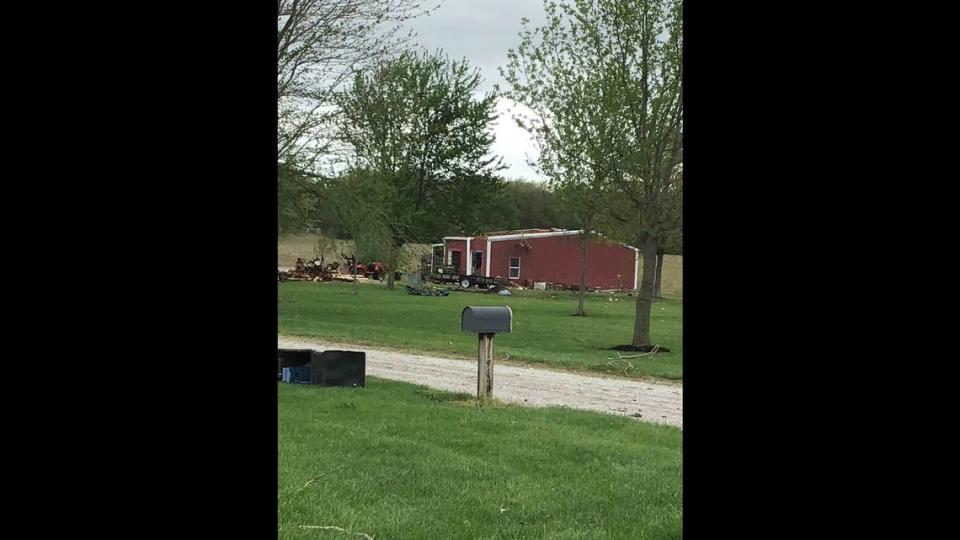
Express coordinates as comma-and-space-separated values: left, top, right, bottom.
438, 228, 639, 290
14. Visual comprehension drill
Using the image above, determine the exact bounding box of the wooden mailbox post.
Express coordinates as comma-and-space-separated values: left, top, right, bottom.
461, 306, 513, 399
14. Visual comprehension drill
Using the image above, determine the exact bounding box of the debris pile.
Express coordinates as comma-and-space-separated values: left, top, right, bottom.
278, 258, 339, 282
405, 284, 450, 296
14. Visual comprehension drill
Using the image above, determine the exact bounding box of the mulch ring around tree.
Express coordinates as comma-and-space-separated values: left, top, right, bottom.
604, 344, 672, 353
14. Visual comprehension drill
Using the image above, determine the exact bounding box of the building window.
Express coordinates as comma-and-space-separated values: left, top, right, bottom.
509, 257, 520, 278
449, 250, 461, 268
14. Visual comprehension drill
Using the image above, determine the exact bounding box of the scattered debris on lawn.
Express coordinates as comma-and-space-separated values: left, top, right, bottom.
279, 255, 402, 284
605, 344, 671, 353
405, 284, 450, 296
449, 284, 508, 294
606, 358, 635, 375
604, 346, 671, 373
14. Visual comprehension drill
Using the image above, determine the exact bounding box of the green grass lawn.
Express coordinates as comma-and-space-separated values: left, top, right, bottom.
279, 379, 682, 539
278, 281, 682, 380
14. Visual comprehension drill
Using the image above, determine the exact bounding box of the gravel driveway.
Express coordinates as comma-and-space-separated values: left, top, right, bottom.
279, 336, 683, 428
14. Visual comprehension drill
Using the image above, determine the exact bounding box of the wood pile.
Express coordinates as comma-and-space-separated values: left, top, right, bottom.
278, 258, 339, 282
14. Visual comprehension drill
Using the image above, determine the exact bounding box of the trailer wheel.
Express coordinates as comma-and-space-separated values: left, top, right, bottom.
460, 278, 471, 288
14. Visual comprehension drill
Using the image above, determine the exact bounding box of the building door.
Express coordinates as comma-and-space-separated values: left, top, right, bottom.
449, 250, 461, 270
472, 251, 483, 275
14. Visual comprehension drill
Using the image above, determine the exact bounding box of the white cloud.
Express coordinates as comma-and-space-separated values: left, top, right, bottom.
490, 98, 544, 181
405, 0, 549, 181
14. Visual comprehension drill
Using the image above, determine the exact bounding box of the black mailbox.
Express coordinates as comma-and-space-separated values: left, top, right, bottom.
461, 306, 513, 333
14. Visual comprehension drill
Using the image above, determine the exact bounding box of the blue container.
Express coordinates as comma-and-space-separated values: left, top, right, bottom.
282, 366, 311, 384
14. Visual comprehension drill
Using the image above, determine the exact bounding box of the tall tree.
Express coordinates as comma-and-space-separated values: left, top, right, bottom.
277, 0, 435, 169
503, 0, 682, 347
329, 170, 405, 284
277, 1, 438, 240
335, 50, 504, 288
555, 182, 605, 316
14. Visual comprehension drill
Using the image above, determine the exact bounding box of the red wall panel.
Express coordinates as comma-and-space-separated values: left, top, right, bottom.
444, 239, 467, 274
487, 235, 636, 290
443, 237, 490, 276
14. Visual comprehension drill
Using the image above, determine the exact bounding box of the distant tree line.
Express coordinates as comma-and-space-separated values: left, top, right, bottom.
280, 174, 643, 247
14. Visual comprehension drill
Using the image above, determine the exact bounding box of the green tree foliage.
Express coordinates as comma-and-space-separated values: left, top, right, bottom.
334, 50, 504, 286
277, 1, 436, 238
277, 0, 434, 167
328, 170, 403, 267
502, 0, 682, 347
277, 162, 324, 235
478, 180, 579, 233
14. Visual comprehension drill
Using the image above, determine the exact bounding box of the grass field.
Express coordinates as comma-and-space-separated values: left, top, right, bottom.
279, 379, 682, 539
278, 281, 682, 380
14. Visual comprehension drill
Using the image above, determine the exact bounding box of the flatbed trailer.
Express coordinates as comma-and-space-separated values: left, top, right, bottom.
421, 254, 508, 289
433, 271, 506, 289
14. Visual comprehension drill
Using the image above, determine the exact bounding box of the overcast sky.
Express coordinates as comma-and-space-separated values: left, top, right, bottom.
404, 0, 549, 181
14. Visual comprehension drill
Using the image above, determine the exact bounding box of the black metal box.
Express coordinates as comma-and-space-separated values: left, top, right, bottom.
278, 349, 313, 380
311, 350, 366, 387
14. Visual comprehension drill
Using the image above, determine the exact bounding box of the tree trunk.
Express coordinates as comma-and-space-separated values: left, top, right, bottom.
576, 232, 588, 316
654, 247, 665, 299
632, 237, 658, 347
385, 262, 395, 290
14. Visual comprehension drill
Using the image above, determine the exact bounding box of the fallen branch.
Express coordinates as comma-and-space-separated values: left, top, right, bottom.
609, 345, 662, 360
299, 525, 374, 539
605, 357, 635, 375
